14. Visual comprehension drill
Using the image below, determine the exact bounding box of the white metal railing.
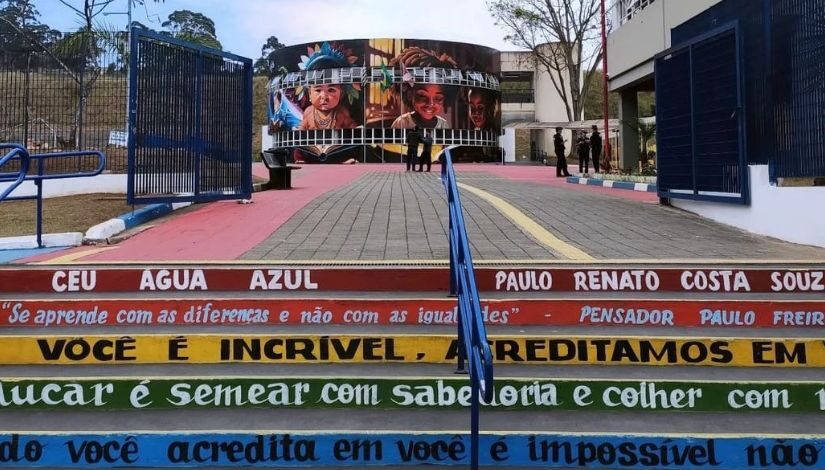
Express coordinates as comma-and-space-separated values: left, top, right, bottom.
270, 128, 499, 148
269, 67, 500, 92
611, 0, 657, 26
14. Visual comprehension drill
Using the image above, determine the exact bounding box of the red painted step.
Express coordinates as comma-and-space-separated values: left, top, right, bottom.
2, 265, 823, 294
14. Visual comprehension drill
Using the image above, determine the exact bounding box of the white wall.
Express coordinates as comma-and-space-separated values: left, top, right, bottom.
262, 126, 274, 152
500, 128, 516, 163
0, 174, 127, 199
500, 52, 535, 72
608, 0, 723, 90
672, 165, 825, 249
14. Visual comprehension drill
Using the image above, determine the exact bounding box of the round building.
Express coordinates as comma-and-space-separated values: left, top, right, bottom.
267, 38, 501, 164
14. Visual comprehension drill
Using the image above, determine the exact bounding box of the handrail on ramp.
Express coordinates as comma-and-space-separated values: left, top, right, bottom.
0, 143, 31, 201
439, 148, 494, 470
0, 144, 106, 247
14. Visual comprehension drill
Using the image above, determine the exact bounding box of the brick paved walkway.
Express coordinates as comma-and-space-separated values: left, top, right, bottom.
243, 169, 825, 261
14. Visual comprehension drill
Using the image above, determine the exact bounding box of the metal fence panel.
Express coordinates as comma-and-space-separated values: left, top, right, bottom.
655, 24, 748, 204
128, 29, 252, 204
771, 0, 825, 179
672, 0, 825, 180
655, 48, 692, 193
0, 31, 128, 173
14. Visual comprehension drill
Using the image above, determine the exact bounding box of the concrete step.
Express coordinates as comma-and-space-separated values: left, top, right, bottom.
0, 374, 821, 414
4, 264, 824, 294
2, 431, 822, 468
1, 294, 822, 329
1, 362, 824, 380
0, 332, 821, 368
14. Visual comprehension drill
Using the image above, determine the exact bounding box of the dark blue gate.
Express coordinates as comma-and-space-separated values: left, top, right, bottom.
128, 28, 252, 204
655, 23, 749, 204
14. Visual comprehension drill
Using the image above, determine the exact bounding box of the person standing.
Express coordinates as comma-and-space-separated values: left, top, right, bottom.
405, 126, 421, 171
577, 131, 592, 176
554, 127, 571, 177
590, 125, 603, 174
418, 130, 434, 172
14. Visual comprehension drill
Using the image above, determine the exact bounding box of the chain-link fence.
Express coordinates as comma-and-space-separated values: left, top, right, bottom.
0, 30, 129, 173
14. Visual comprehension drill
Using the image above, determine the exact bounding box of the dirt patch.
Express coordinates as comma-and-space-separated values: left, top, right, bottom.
0, 193, 140, 237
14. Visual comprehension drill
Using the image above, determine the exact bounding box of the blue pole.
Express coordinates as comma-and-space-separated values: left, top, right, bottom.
471, 373, 480, 470
35, 156, 43, 247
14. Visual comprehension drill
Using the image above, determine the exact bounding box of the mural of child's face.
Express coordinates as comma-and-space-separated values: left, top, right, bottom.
468, 92, 487, 129
309, 85, 342, 112
412, 84, 446, 121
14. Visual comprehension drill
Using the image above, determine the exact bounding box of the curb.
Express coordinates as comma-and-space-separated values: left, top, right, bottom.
84, 202, 192, 243
566, 176, 657, 193
0, 232, 84, 250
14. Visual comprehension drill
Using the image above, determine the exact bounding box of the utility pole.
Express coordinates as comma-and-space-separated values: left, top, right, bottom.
600, 0, 611, 169
104, 0, 133, 136
126, 0, 132, 137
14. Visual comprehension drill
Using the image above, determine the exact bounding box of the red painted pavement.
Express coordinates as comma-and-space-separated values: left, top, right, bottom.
76, 165, 401, 262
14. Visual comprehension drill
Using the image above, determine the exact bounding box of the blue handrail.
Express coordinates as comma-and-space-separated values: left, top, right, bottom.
0, 144, 31, 201
0, 144, 106, 247
439, 148, 494, 470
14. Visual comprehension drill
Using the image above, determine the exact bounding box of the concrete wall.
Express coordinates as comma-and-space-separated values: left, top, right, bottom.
500, 128, 517, 163
500, 51, 535, 73
500, 49, 571, 157
0, 174, 127, 199
672, 166, 825, 249
607, 0, 723, 91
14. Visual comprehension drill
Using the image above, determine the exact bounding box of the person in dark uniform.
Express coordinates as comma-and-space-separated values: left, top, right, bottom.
554, 127, 571, 177
577, 131, 592, 176
405, 126, 421, 171
590, 124, 603, 174
418, 130, 434, 172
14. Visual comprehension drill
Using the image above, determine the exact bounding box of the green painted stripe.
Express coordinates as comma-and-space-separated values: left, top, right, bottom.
1, 378, 822, 412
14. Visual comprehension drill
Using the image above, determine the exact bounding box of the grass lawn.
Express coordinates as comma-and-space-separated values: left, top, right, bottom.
0, 193, 140, 237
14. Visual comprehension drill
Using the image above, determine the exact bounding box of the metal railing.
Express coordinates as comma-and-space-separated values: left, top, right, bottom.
0, 143, 106, 247
271, 128, 500, 149
611, 0, 657, 26
269, 66, 500, 92
439, 147, 494, 470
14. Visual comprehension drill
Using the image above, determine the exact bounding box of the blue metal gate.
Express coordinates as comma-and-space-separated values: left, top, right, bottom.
655, 23, 749, 204
127, 28, 253, 204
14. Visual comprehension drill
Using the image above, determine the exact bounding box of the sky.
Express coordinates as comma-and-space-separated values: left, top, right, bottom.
32, 0, 521, 58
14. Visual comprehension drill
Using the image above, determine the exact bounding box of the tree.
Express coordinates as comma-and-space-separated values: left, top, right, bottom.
161, 9, 221, 50
582, 70, 617, 120
52, 1, 163, 147
254, 35, 285, 77
0, 0, 62, 68
489, 0, 604, 122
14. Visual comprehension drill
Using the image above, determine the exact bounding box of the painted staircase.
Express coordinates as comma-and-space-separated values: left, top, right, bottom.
0, 263, 824, 468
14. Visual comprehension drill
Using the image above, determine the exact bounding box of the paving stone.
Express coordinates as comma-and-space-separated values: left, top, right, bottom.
241, 170, 825, 261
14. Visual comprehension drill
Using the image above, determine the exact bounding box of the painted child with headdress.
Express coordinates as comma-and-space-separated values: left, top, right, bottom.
297, 42, 361, 130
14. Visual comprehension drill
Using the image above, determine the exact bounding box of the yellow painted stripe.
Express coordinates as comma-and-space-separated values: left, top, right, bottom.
5, 334, 822, 367
457, 182, 594, 261
32, 247, 118, 265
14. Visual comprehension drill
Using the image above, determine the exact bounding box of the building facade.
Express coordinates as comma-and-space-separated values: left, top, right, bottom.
608, 0, 825, 248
